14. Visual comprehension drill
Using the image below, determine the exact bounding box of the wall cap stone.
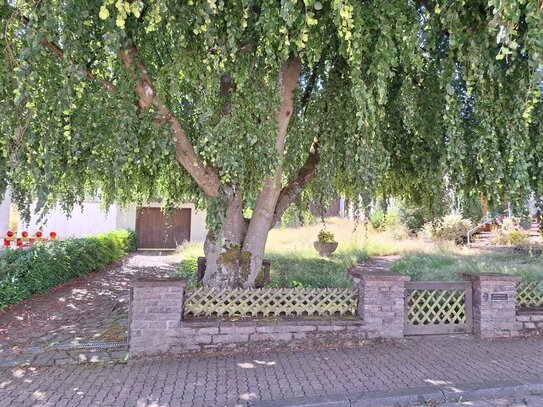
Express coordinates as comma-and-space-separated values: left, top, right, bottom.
461, 272, 521, 282
357, 271, 410, 282
180, 318, 364, 329
131, 276, 187, 288
517, 308, 543, 316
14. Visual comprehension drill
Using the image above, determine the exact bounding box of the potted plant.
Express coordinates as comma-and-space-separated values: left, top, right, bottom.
314, 229, 338, 257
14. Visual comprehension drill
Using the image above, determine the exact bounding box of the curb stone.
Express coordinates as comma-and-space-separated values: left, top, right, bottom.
350, 387, 444, 407
439, 378, 543, 402
249, 395, 351, 407
248, 380, 543, 407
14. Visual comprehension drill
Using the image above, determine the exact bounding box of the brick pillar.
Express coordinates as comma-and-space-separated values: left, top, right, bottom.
357, 271, 410, 339
462, 272, 521, 338
129, 277, 186, 355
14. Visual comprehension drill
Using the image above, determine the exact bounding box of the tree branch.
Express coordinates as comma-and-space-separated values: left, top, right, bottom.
19, 14, 220, 197
20, 15, 117, 93
270, 140, 320, 229
299, 48, 327, 113
119, 45, 220, 197
241, 56, 302, 287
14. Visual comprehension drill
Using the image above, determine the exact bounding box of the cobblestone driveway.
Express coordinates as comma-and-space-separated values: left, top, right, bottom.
1, 337, 542, 406
0, 251, 179, 354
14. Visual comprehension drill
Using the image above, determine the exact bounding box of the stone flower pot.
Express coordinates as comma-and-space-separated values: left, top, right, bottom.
313, 241, 338, 257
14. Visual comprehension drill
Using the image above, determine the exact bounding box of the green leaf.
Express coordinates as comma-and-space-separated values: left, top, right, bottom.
99, 5, 110, 20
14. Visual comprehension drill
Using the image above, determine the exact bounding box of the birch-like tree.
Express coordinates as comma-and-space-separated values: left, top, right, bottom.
1, 1, 542, 287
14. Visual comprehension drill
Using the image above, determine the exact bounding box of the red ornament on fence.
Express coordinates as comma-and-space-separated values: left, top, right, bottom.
2, 230, 59, 249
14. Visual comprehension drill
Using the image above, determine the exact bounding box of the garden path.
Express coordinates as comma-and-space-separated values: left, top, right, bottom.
348, 255, 400, 283
0, 251, 179, 364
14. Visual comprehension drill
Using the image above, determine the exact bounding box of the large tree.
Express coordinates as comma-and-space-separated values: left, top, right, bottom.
1, 1, 542, 287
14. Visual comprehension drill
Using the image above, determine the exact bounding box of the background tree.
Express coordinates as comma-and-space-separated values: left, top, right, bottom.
1, 0, 542, 287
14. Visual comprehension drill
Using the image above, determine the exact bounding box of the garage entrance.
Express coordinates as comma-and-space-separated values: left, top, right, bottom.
135, 208, 191, 249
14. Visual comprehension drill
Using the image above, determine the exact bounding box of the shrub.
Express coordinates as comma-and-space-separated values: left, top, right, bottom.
400, 207, 426, 233
317, 229, 335, 243
423, 214, 472, 243
420, 222, 434, 240
369, 210, 385, 231
384, 210, 401, 230
391, 224, 409, 240
281, 205, 315, 227
491, 219, 530, 246
0, 229, 136, 309
491, 229, 529, 246
177, 257, 199, 289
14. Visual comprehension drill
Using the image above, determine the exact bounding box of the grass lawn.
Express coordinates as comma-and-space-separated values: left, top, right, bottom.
176, 218, 543, 288
176, 218, 427, 289
390, 248, 543, 282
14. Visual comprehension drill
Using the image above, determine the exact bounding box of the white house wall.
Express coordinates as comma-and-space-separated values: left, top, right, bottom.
190, 207, 207, 241
18, 200, 208, 242
116, 205, 137, 230
0, 187, 11, 234
20, 202, 118, 238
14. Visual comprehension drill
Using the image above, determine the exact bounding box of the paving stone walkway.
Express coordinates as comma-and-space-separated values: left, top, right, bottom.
0, 251, 179, 364
348, 255, 400, 283
1, 336, 542, 406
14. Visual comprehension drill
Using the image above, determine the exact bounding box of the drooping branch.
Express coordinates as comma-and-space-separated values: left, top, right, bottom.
220, 74, 234, 116
20, 16, 117, 93
18, 14, 220, 197
299, 48, 327, 112
117, 45, 221, 197
270, 140, 320, 228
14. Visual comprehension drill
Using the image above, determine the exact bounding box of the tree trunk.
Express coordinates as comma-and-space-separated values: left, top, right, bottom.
204, 57, 302, 288
241, 57, 302, 288
203, 213, 268, 289
202, 188, 247, 287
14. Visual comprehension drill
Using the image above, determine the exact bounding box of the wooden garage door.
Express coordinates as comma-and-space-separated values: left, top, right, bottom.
136, 208, 191, 249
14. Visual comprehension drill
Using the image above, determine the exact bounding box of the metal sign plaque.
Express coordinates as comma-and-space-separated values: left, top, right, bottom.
490, 293, 509, 301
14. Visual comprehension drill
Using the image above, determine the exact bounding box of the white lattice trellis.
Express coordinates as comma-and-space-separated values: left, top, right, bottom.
407, 289, 466, 325
517, 281, 543, 308
404, 281, 472, 335
183, 287, 358, 318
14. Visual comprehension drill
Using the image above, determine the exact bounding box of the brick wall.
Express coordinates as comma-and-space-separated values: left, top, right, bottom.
462, 273, 521, 338
129, 272, 537, 356
129, 277, 186, 355
129, 272, 410, 355
517, 310, 543, 337
357, 271, 410, 339
171, 320, 366, 353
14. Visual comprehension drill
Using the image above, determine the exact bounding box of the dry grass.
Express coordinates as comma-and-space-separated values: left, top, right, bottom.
268, 217, 430, 256
391, 246, 543, 281
176, 218, 432, 288
176, 217, 543, 286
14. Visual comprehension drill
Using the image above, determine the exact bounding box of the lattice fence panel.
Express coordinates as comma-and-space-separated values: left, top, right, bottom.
183, 287, 358, 318
517, 281, 543, 308
406, 288, 466, 326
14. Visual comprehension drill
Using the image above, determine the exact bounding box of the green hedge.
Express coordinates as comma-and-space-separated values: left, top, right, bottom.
0, 229, 136, 309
